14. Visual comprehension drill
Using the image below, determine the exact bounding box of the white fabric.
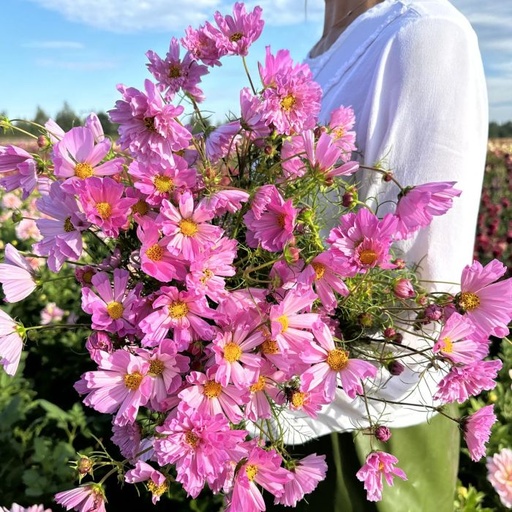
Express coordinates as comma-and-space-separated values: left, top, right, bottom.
279, 0, 488, 444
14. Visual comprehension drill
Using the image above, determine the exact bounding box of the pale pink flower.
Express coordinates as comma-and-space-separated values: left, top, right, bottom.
40, 302, 65, 325
0, 243, 37, 302
1, 504, 51, 512
326, 105, 357, 157
15, 218, 41, 242
1, 192, 22, 209
111, 421, 142, 461
274, 454, 327, 507
458, 259, 512, 338
486, 448, 512, 508
0, 145, 38, 199
146, 37, 208, 102
0, 309, 24, 376
206, 121, 242, 163
462, 405, 497, 461
85, 331, 113, 365
240, 87, 270, 140
125, 460, 168, 504
356, 451, 407, 502
54, 483, 106, 512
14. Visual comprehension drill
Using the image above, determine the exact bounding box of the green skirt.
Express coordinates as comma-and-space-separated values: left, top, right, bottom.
267, 408, 460, 512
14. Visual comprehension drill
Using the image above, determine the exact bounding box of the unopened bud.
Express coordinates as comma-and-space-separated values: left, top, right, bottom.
77, 456, 94, 476
388, 360, 404, 376
342, 192, 354, 208
358, 312, 373, 328
393, 278, 415, 299
382, 171, 393, 182
37, 135, 51, 150
393, 258, 406, 270
374, 425, 392, 442
383, 327, 396, 339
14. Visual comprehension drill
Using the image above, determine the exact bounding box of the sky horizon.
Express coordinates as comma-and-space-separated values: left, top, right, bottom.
1, 0, 511, 126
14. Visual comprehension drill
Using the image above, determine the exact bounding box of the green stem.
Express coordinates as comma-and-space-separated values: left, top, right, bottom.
242, 56, 258, 95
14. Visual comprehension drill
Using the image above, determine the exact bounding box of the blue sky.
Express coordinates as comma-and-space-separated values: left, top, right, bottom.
1, 0, 511, 125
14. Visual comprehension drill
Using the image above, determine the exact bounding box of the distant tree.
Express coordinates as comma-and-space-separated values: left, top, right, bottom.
96, 111, 119, 138
55, 102, 82, 132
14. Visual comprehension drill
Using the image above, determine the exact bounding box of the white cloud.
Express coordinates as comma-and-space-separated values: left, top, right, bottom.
22, 40, 85, 49
35, 58, 117, 71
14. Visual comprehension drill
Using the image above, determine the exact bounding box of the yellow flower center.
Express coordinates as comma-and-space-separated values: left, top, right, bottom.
200, 269, 214, 284
359, 249, 378, 266
327, 349, 349, 371
261, 338, 279, 354
245, 464, 259, 481
144, 116, 156, 132
149, 359, 165, 376
75, 162, 94, 179
203, 380, 222, 398
106, 301, 124, 320
276, 213, 286, 229
250, 376, 266, 393
169, 64, 182, 79
312, 262, 325, 280
124, 371, 143, 390
96, 202, 112, 219
147, 480, 168, 497
291, 391, 307, 408
179, 219, 199, 237
230, 32, 244, 42
459, 291, 481, 312
168, 300, 188, 319
333, 127, 345, 139
223, 342, 242, 363
440, 337, 453, 353
145, 244, 164, 262
185, 430, 199, 447
63, 217, 75, 233
277, 315, 289, 332
82, 270, 94, 284
154, 175, 174, 193
132, 199, 149, 216
281, 94, 296, 111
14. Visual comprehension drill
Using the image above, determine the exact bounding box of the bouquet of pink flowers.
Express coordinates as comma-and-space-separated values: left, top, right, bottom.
0, 3, 510, 511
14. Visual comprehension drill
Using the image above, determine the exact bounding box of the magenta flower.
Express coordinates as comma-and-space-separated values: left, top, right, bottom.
111, 421, 143, 461
395, 181, 461, 234
240, 87, 270, 140
125, 460, 168, 504
76, 177, 137, 238
434, 359, 502, 404
274, 454, 328, 507
258, 47, 322, 135
0, 144, 38, 199
226, 442, 292, 512
154, 406, 247, 498
0, 243, 37, 302
74, 349, 152, 426
393, 278, 416, 299
54, 483, 106, 512
146, 37, 208, 102
205, 121, 242, 163
486, 448, 512, 508
34, 181, 90, 272
244, 185, 298, 252
81, 269, 140, 336
158, 191, 223, 261
109, 79, 192, 162
53, 126, 123, 190
0, 309, 24, 376
181, 24, 224, 66
301, 321, 377, 401
458, 259, 512, 338
205, 2, 264, 57
462, 405, 497, 461
355, 451, 407, 502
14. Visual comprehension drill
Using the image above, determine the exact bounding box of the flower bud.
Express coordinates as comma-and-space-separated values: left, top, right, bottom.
393, 258, 406, 270
393, 278, 415, 299
37, 135, 51, 150
424, 304, 443, 321
374, 425, 392, 442
382, 171, 393, 182
77, 456, 94, 476
358, 312, 373, 328
388, 360, 404, 376
342, 192, 354, 208
383, 327, 396, 339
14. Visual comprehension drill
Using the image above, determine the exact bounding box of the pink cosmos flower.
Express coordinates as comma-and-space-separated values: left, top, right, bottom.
74, 349, 152, 426
0, 309, 24, 376
433, 312, 480, 365
75, 177, 137, 238
486, 448, 512, 508
240, 87, 270, 140
301, 321, 377, 401
54, 483, 106, 512
327, 208, 398, 273
355, 451, 407, 502
34, 181, 90, 272
205, 2, 264, 57
326, 105, 357, 157
109, 79, 192, 162
244, 185, 298, 252
181, 24, 224, 66
458, 259, 512, 338
85, 331, 113, 365
0, 145, 38, 199
434, 359, 502, 404
393, 278, 416, 299
111, 421, 143, 461
128, 156, 197, 207
81, 269, 140, 336
125, 460, 168, 504
274, 454, 328, 507
179, 369, 248, 424
40, 302, 65, 325
52, 126, 123, 190
1, 504, 51, 512
258, 47, 322, 135
395, 181, 461, 234
225, 442, 292, 512
139, 286, 216, 349
285, 384, 330, 418
154, 406, 247, 498
462, 405, 497, 461
0, 243, 37, 302
158, 191, 223, 261
146, 37, 208, 102
205, 121, 242, 163
201, 187, 250, 217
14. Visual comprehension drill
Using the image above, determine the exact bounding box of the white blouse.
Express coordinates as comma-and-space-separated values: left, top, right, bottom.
280, 0, 488, 444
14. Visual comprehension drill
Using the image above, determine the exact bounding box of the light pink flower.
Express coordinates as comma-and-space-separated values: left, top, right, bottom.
125, 460, 168, 504
40, 302, 65, 325
181, 24, 224, 66
462, 405, 497, 461
356, 451, 407, 502
326, 105, 357, 157
1, 504, 52, 512
240, 87, 270, 140
206, 121, 242, 163
0, 309, 24, 376
0, 145, 38, 199
54, 484, 106, 512
0, 243, 37, 302
486, 448, 512, 508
